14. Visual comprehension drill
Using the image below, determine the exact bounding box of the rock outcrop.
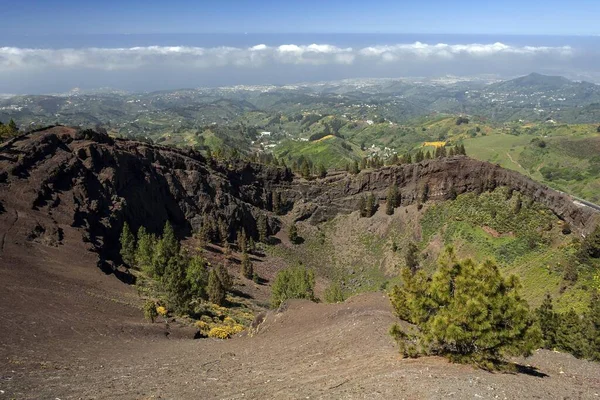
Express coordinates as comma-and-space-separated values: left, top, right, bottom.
0, 127, 597, 267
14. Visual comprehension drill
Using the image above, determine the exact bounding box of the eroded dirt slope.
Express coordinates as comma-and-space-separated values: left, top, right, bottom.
3, 292, 600, 399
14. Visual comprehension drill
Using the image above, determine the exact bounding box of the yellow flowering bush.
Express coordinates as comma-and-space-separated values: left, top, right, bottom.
208, 326, 232, 339
156, 306, 168, 317
223, 317, 236, 326
208, 324, 245, 339
195, 321, 211, 335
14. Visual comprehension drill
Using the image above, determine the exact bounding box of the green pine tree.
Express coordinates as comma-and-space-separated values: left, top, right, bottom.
8, 119, 17, 133
257, 214, 268, 243
556, 309, 587, 358
288, 223, 299, 244
405, 242, 420, 274
536, 293, 558, 349
119, 222, 136, 267
386, 184, 399, 215
151, 222, 180, 277
365, 193, 376, 217
207, 269, 225, 305
241, 251, 254, 279
216, 264, 233, 292
390, 249, 541, 368
162, 251, 191, 313
358, 195, 367, 217
135, 226, 156, 275
317, 164, 327, 179
186, 254, 208, 299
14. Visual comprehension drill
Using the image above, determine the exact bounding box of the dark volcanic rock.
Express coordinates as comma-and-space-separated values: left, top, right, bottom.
0, 127, 597, 268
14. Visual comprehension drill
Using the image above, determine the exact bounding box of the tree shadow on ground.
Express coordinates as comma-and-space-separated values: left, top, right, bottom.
514, 364, 549, 378
230, 289, 254, 300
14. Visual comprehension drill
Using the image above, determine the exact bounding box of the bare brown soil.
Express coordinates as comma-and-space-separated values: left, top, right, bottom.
2, 224, 600, 399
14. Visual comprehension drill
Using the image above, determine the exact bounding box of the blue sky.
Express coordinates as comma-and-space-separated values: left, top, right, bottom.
1, 0, 599, 35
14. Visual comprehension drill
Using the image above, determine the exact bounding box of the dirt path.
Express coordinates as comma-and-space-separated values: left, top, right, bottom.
506, 151, 526, 172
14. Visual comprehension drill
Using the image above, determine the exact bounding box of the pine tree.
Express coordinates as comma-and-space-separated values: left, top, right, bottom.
365, 193, 376, 217
200, 214, 214, 243
386, 183, 399, 215
390, 250, 541, 368
216, 264, 233, 292
536, 293, 558, 349
162, 251, 191, 313
425, 150, 431, 160
241, 251, 254, 279
152, 222, 180, 277
358, 195, 367, 217
272, 191, 281, 214
513, 195, 523, 214
301, 160, 311, 179
237, 229, 247, 253
7, 119, 17, 133
415, 150, 424, 163
556, 309, 587, 358
135, 226, 156, 274
257, 214, 268, 243
207, 269, 225, 305
421, 183, 430, 203
360, 157, 367, 170
405, 242, 420, 274
584, 291, 600, 360
349, 160, 359, 175
447, 186, 458, 201
119, 222, 136, 267
288, 223, 299, 244
578, 225, 600, 260
217, 218, 228, 246
186, 254, 208, 299
317, 164, 327, 178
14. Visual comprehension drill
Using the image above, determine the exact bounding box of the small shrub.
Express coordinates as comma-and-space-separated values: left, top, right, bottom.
324, 281, 345, 303
143, 300, 158, 323
195, 321, 211, 336
271, 265, 315, 308
288, 223, 299, 244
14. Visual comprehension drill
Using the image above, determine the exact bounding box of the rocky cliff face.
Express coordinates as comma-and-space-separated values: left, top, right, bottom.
0, 127, 597, 266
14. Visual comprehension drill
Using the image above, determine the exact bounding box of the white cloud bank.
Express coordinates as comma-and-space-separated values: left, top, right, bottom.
0, 42, 574, 71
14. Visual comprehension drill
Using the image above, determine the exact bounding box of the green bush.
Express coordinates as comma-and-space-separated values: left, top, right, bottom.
324, 281, 345, 303
143, 300, 158, 323
271, 265, 315, 308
